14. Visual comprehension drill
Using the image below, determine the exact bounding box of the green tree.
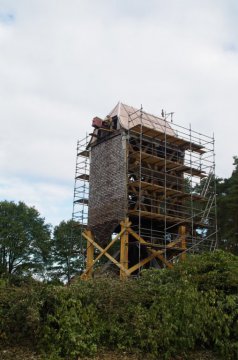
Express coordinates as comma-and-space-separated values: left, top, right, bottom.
217, 156, 238, 254
51, 220, 83, 283
0, 201, 51, 277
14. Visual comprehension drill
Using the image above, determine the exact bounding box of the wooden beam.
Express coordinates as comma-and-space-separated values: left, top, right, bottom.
135, 241, 185, 251
127, 230, 184, 274
82, 232, 130, 276
128, 209, 188, 224
179, 225, 187, 261
120, 218, 130, 280
129, 124, 206, 154
81, 219, 186, 279
128, 180, 182, 196
82, 228, 126, 276
84, 229, 94, 279
129, 151, 206, 177
127, 227, 173, 269
127, 249, 165, 274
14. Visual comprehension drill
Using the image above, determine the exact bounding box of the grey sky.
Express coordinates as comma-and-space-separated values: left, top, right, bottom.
0, 0, 238, 225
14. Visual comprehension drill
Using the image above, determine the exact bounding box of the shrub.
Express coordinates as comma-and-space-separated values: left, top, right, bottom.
0, 284, 43, 347
0, 250, 238, 359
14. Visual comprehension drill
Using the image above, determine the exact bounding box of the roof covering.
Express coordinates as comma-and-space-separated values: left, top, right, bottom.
109, 102, 175, 136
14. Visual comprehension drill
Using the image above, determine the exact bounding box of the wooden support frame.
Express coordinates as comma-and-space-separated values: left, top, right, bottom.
120, 218, 130, 280
81, 219, 187, 280
179, 225, 187, 261
85, 229, 94, 278
81, 223, 130, 280
127, 227, 173, 270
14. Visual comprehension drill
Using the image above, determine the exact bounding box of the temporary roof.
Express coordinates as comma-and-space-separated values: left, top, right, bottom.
109, 102, 175, 136
88, 102, 205, 154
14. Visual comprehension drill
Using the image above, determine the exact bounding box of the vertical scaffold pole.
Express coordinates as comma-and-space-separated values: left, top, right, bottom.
213, 132, 218, 250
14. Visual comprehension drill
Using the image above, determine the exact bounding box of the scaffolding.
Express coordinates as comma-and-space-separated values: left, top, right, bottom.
75, 103, 217, 279
127, 107, 217, 267
72, 136, 90, 266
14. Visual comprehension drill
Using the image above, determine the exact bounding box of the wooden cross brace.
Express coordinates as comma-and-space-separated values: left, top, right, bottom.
81, 219, 186, 280
81, 218, 132, 280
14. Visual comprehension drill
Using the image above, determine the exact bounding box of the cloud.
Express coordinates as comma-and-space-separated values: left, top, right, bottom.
0, 0, 237, 224
0, 176, 72, 226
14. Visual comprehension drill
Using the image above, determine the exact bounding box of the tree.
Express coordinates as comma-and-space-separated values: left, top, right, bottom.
51, 220, 83, 283
0, 201, 51, 277
217, 157, 238, 254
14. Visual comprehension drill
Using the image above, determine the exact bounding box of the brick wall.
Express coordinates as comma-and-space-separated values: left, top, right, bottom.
88, 133, 127, 245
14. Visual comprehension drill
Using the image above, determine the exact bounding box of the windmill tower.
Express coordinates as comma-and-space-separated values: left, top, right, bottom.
73, 103, 217, 279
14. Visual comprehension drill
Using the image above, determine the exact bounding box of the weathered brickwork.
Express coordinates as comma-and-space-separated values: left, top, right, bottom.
88, 133, 127, 245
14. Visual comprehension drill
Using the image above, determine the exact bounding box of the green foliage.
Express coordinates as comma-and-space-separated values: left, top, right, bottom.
0, 201, 51, 278
51, 220, 83, 283
217, 157, 238, 254
137, 251, 238, 359
0, 283, 44, 346
39, 286, 102, 358
0, 250, 238, 359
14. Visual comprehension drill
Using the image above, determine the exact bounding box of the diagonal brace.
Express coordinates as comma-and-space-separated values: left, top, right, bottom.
82, 228, 126, 276
82, 232, 130, 276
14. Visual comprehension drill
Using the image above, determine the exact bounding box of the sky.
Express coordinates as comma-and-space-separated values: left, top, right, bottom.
0, 0, 238, 226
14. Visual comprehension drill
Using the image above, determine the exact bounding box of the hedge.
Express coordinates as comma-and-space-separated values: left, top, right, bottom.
0, 250, 238, 359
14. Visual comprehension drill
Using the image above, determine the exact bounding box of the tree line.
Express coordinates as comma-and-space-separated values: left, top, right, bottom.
0, 156, 238, 284
217, 156, 238, 255
0, 201, 82, 284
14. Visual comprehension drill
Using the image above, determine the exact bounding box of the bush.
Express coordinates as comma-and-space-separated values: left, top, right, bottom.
0, 250, 238, 359
39, 286, 102, 358
0, 283, 44, 347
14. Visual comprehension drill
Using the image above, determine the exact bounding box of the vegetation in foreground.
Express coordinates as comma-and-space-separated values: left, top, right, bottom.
0, 250, 237, 359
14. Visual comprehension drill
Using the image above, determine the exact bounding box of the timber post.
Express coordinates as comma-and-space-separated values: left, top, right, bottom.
120, 218, 130, 280
179, 225, 186, 261
85, 229, 94, 279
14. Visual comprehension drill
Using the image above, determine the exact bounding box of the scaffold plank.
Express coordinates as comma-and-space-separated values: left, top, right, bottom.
130, 124, 206, 154
129, 151, 207, 178
128, 180, 183, 196
139, 242, 185, 251
129, 209, 187, 223
175, 192, 207, 201
129, 209, 206, 227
